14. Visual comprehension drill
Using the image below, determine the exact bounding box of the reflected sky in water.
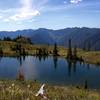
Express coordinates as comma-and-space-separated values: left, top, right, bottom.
0, 56, 100, 89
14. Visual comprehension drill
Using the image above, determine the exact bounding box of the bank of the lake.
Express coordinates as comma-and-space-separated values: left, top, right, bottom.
0, 80, 100, 100
0, 41, 100, 65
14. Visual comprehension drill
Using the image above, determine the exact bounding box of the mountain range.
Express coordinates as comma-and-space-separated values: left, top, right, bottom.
0, 27, 100, 50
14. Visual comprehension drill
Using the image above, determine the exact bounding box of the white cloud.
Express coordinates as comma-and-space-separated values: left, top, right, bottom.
1, 0, 44, 22
0, 0, 48, 23
9, 0, 40, 21
70, 0, 82, 4
64, 1, 67, 4
3, 18, 10, 22
10, 10, 40, 21
0, 15, 3, 19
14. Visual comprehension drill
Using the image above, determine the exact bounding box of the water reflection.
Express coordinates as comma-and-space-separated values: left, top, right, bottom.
0, 56, 2, 62
67, 60, 77, 76
36, 55, 48, 62
87, 64, 90, 70
36, 55, 58, 69
17, 56, 26, 66
73, 61, 77, 73
53, 56, 58, 69
0, 56, 100, 89
16, 65, 24, 81
84, 80, 88, 89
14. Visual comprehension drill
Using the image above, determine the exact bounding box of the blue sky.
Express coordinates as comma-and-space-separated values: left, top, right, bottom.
0, 0, 100, 31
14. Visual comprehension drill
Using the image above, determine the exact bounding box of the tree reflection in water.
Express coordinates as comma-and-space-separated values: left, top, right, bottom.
53, 56, 58, 69
16, 56, 26, 81
16, 65, 24, 81
67, 60, 77, 77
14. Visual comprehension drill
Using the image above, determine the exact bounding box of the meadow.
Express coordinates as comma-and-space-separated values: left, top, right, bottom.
0, 80, 100, 100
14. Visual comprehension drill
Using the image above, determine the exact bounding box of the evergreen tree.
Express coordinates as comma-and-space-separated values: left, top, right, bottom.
22, 48, 26, 55
3, 37, 12, 41
53, 43, 58, 56
73, 45, 77, 59
0, 47, 3, 55
14, 43, 22, 55
67, 39, 72, 59
38, 48, 42, 55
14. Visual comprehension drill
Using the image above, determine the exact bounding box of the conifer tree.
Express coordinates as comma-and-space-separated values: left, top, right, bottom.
73, 45, 77, 59
0, 47, 3, 55
67, 39, 72, 59
53, 43, 58, 56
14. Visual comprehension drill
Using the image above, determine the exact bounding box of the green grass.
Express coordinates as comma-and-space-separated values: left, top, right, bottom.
0, 80, 100, 100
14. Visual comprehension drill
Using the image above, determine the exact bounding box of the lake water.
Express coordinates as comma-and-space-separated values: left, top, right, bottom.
0, 56, 100, 89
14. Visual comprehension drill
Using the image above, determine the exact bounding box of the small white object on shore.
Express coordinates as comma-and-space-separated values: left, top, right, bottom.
36, 84, 45, 96
35, 84, 49, 100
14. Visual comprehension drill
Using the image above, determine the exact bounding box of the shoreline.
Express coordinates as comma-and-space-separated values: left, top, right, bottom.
0, 52, 100, 66
0, 41, 100, 65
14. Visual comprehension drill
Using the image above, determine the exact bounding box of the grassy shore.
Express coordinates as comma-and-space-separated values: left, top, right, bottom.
0, 80, 100, 100
0, 41, 100, 65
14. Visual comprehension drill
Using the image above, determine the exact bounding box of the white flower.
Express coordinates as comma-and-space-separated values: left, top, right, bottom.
12, 83, 15, 87
27, 85, 30, 88
9, 86, 11, 89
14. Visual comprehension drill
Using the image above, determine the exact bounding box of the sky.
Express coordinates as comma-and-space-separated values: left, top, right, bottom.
0, 0, 100, 31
